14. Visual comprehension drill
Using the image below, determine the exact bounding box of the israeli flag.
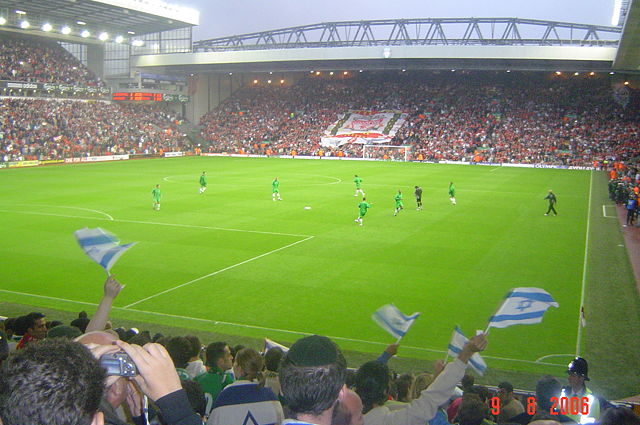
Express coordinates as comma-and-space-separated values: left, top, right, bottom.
264, 338, 289, 355
447, 327, 487, 375
75, 228, 137, 273
372, 304, 420, 339
488, 287, 559, 329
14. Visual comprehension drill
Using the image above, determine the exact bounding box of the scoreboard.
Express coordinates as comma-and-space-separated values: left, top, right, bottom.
112, 92, 163, 101
111, 92, 189, 102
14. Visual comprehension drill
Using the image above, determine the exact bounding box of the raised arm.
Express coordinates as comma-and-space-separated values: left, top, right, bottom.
85, 275, 123, 333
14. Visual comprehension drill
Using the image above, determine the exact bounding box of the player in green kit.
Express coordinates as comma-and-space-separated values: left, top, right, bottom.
272, 177, 282, 201
152, 184, 161, 211
199, 171, 207, 194
449, 182, 456, 205
355, 197, 372, 226
393, 190, 404, 216
354, 175, 365, 197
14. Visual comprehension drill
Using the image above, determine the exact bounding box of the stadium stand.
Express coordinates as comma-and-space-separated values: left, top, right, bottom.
0, 98, 189, 161
0, 33, 103, 86
199, 73, 640, 166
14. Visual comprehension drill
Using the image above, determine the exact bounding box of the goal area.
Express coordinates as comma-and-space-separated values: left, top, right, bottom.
362, 144, 411, 161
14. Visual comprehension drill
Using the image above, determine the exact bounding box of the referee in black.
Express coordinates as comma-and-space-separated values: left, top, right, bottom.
544, 190, 557, 216
415, 185, 423, 210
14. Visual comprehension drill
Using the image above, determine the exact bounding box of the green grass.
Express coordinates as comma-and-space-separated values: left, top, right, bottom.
1, 157, 638, 399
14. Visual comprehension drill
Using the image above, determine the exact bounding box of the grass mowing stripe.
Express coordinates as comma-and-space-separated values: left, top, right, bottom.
123, 236, 315, 308
576, 170, 593, 356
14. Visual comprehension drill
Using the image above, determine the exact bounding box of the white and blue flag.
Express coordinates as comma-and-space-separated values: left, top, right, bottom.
447, 326, 487, 375
75, 228, 137, 273
264, 338, 289, 355
488, 287, 559, 329
372, 304, 420, 339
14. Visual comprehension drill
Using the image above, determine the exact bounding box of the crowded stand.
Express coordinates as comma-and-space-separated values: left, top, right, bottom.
1, 275, 639, 425
0, 33, 103, 87
0, 99, 190, 161
199, 73, 640, 166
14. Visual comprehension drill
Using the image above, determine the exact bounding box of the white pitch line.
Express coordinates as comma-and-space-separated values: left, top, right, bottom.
0, 204, 114, 220
0, 209, 103, 221
536, 353, 575, 362
0, 288, 565, 366
602, 204, 617, 219
0, 208, 312, 238
575, 170, 593, 356
115, 218, 313, 238
123, 235, 315, 308
0, 289, 99, 307
489, 167, 501, 172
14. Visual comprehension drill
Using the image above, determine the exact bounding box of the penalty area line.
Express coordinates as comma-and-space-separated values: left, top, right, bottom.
123, 235, 315, 308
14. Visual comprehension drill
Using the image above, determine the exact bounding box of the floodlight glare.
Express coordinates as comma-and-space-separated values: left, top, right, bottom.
115, 35, 124, 43
81, 30, 90, 38
61, 25, 71, 35
42, 23, 52, 32
0, 17, 7, 25
20, 20, 30, 29
131, 39, 144, 47
98, 32, 109, 41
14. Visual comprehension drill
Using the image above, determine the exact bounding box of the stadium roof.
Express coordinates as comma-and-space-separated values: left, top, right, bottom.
614, 0, 640, 71
0, 0, 199, 36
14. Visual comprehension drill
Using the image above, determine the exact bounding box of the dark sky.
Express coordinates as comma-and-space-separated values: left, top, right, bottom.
177, 0, 618, 41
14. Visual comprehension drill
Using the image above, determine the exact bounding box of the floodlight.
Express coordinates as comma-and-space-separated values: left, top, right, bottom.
267, 80, 272, 84
329, 71, 334, 75
76, 20, 86, 25
81, 30, 90, 38
115, 35, 124, 43
15, 10, 26, 15
343, 71, 348, 75
98, 32, 109, 41
555, 71, 562, 75
20, 20, 30, 29
131, 39, 144, 47
0, 17, 6, 25
574, 72, 579, 76
253, 79, 258, 84
280, 79, 284, 84
42, 23, 52, 32
127, 31, 135, 35
61, 25, 71, 35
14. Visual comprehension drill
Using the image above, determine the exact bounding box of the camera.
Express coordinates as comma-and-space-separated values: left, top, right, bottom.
99, 351, 138, 377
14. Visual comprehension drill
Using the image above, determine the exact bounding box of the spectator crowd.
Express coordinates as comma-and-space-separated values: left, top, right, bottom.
1, 276, 638, 425
0, 99, 190, 161
199, 73, 639, 166
0, 33, 103, 86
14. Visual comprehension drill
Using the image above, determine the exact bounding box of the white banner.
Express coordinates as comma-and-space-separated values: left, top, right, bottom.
321, 110, 407, 148
164, 151, 184, 158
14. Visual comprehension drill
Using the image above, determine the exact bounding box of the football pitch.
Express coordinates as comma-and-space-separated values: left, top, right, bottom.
1, 156, 639, 396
